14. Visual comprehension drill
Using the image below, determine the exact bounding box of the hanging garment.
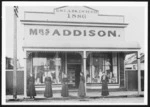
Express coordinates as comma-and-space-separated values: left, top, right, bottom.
49, 59, 55, 70
93, 58, 99, 66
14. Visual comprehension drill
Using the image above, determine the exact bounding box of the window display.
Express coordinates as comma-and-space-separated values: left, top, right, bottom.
86, 53, 118, 84
32, 53, 62, 85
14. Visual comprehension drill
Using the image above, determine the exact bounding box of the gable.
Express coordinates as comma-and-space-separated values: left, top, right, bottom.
54, 6, 98, 13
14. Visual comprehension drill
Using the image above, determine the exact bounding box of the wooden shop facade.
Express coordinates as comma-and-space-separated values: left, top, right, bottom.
21, 6, 141, 97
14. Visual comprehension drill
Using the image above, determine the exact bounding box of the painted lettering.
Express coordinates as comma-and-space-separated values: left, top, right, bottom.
98, 30, 106, 37
45, 29, 50, 35
89, 30, 95, 36
29, 28, 121, 38
108, 31, 116, 37
74, 30, 82, 36
63, 30, 71, 36
39, 29, 44, 35
30, 29, 37, 35
52, 29, 60, 36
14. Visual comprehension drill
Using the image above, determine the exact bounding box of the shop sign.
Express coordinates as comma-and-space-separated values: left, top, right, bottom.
24, 25, 124, 47
29, 28, 120, 37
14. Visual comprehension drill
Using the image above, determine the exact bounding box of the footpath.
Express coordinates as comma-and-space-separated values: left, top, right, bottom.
6, 91, 144, 101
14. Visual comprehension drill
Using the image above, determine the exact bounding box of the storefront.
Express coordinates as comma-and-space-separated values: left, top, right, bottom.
21, 6, 141, 97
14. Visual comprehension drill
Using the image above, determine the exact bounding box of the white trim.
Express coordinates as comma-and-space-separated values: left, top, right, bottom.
21, 20, 128, 28
123, 56, 125, 88
65, 53, 67, 74
23, 48, 140, 53
87, 85, 120, 89
23, 50, 27, 98
137, 51, 141, 95
118, 53, 120, 86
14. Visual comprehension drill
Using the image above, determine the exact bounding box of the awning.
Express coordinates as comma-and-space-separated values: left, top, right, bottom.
23, 40, 141, 50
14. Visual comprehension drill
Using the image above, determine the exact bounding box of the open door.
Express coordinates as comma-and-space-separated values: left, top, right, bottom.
67, 64, 81, 89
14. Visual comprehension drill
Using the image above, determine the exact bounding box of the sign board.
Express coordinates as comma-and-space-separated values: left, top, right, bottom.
23, 25, 124, 47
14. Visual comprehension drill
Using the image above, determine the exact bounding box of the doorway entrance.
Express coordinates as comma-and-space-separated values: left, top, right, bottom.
67, 53, 82, 89
67, 64, 81, 89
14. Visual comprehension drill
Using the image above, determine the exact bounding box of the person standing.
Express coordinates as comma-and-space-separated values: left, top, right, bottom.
61, 74, 69, 97
101, 72, 109, 97
27, 73, 36, 99
78, 72, 86, 98
44, 72, 53, 98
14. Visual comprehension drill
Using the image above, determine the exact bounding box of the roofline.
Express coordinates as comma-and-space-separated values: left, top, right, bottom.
83, 6, 98, 12
54, 6, 68, 10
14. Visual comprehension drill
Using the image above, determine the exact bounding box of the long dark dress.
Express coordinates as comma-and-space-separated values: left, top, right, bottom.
101, 75, 109, 96
61, 78, 69, 97
44, 77, 53, 98
27, 76, 36, 98
78, 75, 86, 97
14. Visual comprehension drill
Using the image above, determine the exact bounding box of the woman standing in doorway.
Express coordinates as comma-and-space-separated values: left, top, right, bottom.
27, 73, 36, 99
61, 73, 69, 97
78, 72, 86, 98
44, 72, 53, 98
101, 72, 109, 97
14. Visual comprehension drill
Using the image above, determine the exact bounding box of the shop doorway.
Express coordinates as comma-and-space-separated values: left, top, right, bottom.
67, 53, 82, 89
67, 64, 81, 89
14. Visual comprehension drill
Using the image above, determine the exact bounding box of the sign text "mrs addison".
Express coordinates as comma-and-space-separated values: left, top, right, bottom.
29, 28, 121, 37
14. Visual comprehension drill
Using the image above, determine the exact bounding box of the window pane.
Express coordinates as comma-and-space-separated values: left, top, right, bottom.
33, 58, 46, 84
90, 53, 118, 84
113, 53, 117, 65
33, 53, 62, 85
112, 66, 118, 83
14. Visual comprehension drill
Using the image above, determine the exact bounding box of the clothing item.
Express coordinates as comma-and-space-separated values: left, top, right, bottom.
101, 75, 109, 96
27, 76, 36, 97
44, 77, 53, 98
78, 75, 86, 97
61, 78, 69, 97
93, 58, 99, 66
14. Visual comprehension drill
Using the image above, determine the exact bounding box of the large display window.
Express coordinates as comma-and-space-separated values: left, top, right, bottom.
32, 52, 63, 85
86, 52, 118, 84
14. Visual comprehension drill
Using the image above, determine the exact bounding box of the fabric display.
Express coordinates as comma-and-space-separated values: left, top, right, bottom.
49, 59, 55, 70
93, 57, 99, 66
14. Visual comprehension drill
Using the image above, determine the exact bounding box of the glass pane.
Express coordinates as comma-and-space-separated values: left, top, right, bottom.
112, 66, 118, 83
113, 53, 117, 65
86, 67, 90, 83
32, 53, 62, 85
33, 58, 46, 84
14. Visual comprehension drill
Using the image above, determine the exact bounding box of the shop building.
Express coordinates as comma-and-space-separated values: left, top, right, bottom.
21, 6, 141, 97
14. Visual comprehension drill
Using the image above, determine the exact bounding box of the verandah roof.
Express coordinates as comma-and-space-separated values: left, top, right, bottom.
23, 41, 141, 50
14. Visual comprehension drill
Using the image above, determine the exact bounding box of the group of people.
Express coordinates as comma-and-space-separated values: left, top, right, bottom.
27, 71, 109, 99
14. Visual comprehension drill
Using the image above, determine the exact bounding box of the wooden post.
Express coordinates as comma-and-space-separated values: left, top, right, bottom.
13, 6, 18, 99
83, 51, 87, 94
23, 53, 27, 98
137, 51, 141, 95
55, 52, 59, 83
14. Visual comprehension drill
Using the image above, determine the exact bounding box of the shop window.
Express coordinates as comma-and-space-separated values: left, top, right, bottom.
87, 53, 118, 84
32, 53, 62, 85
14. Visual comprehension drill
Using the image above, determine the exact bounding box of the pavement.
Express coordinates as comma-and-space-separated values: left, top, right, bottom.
6, 91, 144, 102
